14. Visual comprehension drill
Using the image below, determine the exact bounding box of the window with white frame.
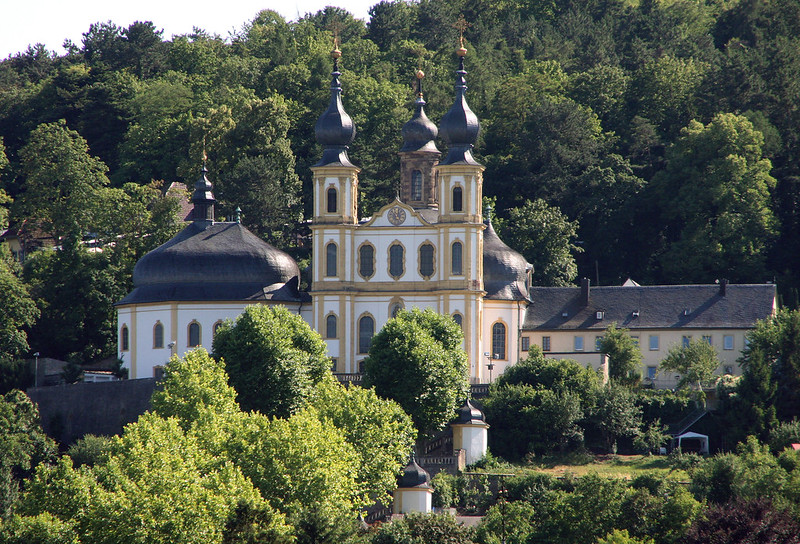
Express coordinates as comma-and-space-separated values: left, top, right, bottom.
451, 242, 463, 275
411, 170, 423, 201
389, 243, 404, 279
326, 314, 337, 339
325, 242, 337, 277
326, 187, 337, 213
723, 335, 734, 350
574, 336, 584, 351
419, 243, 435, 278
188, 322, 201, 347
358, 315, 374, 354
649, 335, 659, 350
153, 322, 164, 349
492, 322, 507, 360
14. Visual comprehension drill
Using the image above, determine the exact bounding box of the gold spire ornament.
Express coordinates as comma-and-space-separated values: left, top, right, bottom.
453, 15, 471, 56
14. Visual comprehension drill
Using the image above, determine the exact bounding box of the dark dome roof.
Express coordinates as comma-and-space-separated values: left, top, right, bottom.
401, 96, 439, 153
118, 222, 301, 305
314, 54, 356, 167
398, 457, 431, 489
455, 398, 485, 424
439, 53, 480, 165
483, 221, 530, 301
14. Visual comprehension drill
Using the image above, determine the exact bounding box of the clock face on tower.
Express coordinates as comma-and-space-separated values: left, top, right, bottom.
388, 206, 407, 226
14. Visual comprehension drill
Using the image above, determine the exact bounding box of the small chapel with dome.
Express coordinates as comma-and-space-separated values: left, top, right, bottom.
116, 44, 532, 382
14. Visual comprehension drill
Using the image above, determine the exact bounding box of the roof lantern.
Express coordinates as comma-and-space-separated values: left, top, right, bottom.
191, 159, 215, 225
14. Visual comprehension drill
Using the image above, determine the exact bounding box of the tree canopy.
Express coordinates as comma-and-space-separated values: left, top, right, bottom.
362, 308, 469, 436
212, 305, 329, 417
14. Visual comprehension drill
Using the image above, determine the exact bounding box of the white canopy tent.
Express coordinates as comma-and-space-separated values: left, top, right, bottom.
672, 431, 709, 455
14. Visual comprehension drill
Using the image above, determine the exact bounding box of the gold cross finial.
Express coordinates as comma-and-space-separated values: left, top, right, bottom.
453, 15, 471, 48
327, 20, 343, 52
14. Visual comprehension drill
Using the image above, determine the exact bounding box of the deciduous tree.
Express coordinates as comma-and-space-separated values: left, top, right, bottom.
363, 308, 469, 436
213, 305, 329, 418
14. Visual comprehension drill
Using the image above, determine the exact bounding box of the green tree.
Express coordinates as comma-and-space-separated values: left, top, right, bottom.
660, 339, 721, 406
740, 309, 800, 422
362, 308, 469, 436
371, 512, 475, 544
648, 113, 777, 283
597, 530, 654, 544
311, 379, 415, 504
229, 407, 362, 514
500, 199, 580, 286
213, 305, 329, 417
22, 235, 127, 364
0, 512, 79, 544
590, 384, 643, 453
15, 120, 111, 241
0, 390, 57, 519
151, 348, 241, 429
599, 323, 642, 386
21, 414, 274, 544
485, 348, 601, 459
0, 246, 39, 392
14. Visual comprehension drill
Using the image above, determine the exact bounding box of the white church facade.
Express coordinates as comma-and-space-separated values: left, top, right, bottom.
116, 45, 532, 382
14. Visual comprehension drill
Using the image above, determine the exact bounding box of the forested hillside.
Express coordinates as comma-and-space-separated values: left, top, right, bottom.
1, 0, 799, 364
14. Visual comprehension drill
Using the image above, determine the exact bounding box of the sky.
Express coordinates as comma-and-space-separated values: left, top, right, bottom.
0, 0, 377, 59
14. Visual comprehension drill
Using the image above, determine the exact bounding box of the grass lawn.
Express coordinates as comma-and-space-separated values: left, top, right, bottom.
476, 453, 691, 482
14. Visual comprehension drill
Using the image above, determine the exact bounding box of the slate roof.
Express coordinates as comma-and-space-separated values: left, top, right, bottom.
523, 283, 776, 331
117, 222, 302, 305
483, 222, 530, 301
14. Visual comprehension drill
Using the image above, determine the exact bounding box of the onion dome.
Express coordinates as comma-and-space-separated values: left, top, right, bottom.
455, 398, 486, 425
314, 48, 356, 167
483, 208, 531, 301
401, 70, 439, 153
191, 164, 215, 224
398, 455, 431, 489
439, 47, 480, 165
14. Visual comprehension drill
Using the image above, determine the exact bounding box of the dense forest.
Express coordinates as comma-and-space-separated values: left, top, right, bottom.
1, 0, 800, 365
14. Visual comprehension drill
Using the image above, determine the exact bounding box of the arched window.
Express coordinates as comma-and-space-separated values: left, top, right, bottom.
121, 325, 129, 351
213, 321, 223, 339
327, 187, 337, 213
451, 242, 463, 275
452, 186, 463, 212
326, 314, 337, 338
419, 243, 435, 277
452, 313, 463, 329
188, 322, 201, 347
492, 322, 506, 360
358, 315, 375, 354
153, 322, 164, 349
359, 244, 375, 279
411, 170, 423, 201
389, 243, 404, 279
326, 242, 337, 277
390, 301, 404, 318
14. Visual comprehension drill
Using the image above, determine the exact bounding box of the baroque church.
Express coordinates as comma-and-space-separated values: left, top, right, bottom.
117, 43, 532, 382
